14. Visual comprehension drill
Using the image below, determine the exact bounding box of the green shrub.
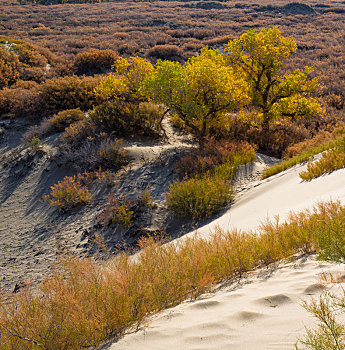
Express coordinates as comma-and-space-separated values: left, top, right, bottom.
167, 142, 256, 219
166, 175, 232, 219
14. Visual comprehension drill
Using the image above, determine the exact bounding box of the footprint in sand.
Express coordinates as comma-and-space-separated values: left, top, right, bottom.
255, 294, 293, 308
189, 300, 221, 310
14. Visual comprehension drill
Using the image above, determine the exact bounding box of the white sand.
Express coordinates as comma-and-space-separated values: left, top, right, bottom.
193, 162, 345, 237
110, 256, 344, 350
108, 163, 345, 350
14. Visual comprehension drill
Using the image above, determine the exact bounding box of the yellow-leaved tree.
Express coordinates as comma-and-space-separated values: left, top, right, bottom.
141, 47, 249, 145
226, 27, 324, 129
95, 56, 153, 103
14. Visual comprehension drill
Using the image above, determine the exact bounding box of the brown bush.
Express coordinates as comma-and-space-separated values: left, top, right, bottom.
0, 47, 20, 89
89, 100, 163, 137
147, 45, 182, 60
73, 49, 118, 75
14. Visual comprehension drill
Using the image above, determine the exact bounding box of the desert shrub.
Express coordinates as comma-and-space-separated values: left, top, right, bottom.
73, 49, 118, 75
39, 75, 101, 116
98, 139, 127, 169
61, 119, 97, 148
176, 139, 255, 179
166, 175, 232, 219
0, 76, 100, 120
99, 194, 134, 228
34, 109, 86, 137
0, 83, 40, 119
0, 47, 20, 88
1, 201, 345, 349
283, 124, 345, 159
147, 45, 182, 60
166, 142, 256, 219
215, 116, 311, 158
43, 175, 91, 211
89, 100, 163, 137
299, 137, 345, 181
297, 292, 345, 350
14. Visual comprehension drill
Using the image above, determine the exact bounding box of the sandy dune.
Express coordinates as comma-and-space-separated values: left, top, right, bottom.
109, 256, 344, 350
193, 161, 345, 238
108, 162, 345, 350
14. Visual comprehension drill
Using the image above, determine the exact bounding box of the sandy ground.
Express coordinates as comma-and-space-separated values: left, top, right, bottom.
192, 161, 345, 237
108, 255, 344, 350
107, 162, 345, 350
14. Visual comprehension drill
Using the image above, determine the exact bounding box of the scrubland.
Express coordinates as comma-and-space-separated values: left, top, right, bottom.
1, 0, 345, 349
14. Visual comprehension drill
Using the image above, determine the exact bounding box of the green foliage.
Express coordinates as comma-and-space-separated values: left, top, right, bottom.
297, 292, 345, 350
142, 47, 248, 143
226, 27, 324, 129
166, 175, 232, 219
95, 56, 153, 103
43, 176, 91, 211
27, 136, 43, 150
299, 137, 345, 181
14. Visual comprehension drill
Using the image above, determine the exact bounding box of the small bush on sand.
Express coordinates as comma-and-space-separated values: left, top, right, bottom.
166, 141, 256, 219
166, 175, 232, 219
1, 201, 345, 349
89, 100, 164, 137
299, 137, 345, 180
25, 109, 86, 141
43, 176, 91, 211
98, 139, 127, 169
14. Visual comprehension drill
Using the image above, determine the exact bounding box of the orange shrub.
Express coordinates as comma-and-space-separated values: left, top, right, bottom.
43, 176, 91, 211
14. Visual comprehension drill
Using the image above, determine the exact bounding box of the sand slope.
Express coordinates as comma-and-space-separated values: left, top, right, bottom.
108, 163, 345, 349
193, 161, 345, 238
109, 256, 344, 350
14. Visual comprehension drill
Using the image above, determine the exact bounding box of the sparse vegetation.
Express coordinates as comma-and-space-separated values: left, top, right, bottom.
1, 201, 345, 349
299, 137, 345, 181
261, 125, 345, 179
166, 141, 256, 219
43, 175, 91, 211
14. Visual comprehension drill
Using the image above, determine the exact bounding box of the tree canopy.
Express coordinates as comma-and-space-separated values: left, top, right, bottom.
141, 47, 248, 143
95, 56, 153, 103
226, 27, 324, 129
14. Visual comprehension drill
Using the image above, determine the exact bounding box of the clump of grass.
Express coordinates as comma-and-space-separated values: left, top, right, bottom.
43, 175, 91, 211
166, 175, 232, 219
166, 140, 256, 219
299, 137, 345, 181
261, 125, 345, 179
1, 201, 345, 349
